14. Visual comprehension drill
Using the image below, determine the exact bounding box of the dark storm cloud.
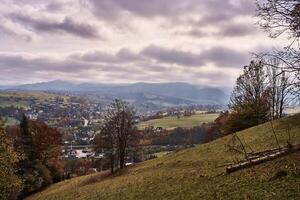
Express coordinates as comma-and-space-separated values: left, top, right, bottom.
8, 13, 101, 39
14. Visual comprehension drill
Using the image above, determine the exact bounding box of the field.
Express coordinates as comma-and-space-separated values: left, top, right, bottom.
0, 91, 68, 100
0, 100, 30, 108
138, 113, 219, 130
0, 91, 70, 108
28, 114, 300, 200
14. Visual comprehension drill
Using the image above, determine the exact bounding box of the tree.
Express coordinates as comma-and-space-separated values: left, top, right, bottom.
256, 0, 300, 39
95, 99, 136, 173
226, 61, 271, 133
28, 121, 63, 182
16, 115, 43, 197
264, 58, 297, 118
95, 119, 117, 174
7, 116, 63, 197
0, 119, 22, 200
256, 0, 300, 98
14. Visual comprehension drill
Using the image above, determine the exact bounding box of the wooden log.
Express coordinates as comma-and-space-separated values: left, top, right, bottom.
226, 145, 300, 174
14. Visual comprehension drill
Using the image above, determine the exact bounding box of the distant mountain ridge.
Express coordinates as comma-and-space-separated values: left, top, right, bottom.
0, 80, 230, 105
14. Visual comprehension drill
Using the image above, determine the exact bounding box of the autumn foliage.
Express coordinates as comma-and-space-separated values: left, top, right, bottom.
5, 116, 63, 199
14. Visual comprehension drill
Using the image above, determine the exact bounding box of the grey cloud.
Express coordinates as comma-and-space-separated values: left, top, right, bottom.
0, 45, 250, 83
192, 70, 237, 87
201, 47, 250, 67
186, 29, 208, 38
69, 48, 141, 63
0, 24, 33, 42
0, 52, 152, 84
0, 52, 143, 75
9, 13, 101, 39
141, 45, 249, 68
141, 45, 204, 67
218, 23, 258, 37
89, 0, 186, 19
46, 2, 66, 12
193, 0, 255, 26
0, 53, 94, 73
181, 22, 259, 39
89, 0, 254, 21
0, 47, 245, 86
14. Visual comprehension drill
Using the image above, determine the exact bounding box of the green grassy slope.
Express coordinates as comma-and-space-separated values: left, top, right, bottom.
29, 114, 300, 200
138, 113, 219, 130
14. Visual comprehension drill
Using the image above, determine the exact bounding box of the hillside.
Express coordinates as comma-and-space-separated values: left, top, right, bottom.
28, 114, 300, 200
138, 113, 219, 130
0, 91, 70, 108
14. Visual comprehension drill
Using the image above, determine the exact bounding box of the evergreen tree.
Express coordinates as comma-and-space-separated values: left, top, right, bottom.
17, 115, 43, 197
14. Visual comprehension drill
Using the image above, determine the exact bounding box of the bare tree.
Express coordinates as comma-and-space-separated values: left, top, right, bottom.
256, 53, 300, 105
256, 0, 300, 39
256, 1, 300, 99
263, 58, 298, 118
95, 99, 136, 173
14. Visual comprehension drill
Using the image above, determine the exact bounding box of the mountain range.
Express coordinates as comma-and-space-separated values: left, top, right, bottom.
0, 80, 230, 106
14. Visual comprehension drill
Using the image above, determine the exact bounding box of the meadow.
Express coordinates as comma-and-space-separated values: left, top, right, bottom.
138, 113, 219, 130
28, 114, 300, 200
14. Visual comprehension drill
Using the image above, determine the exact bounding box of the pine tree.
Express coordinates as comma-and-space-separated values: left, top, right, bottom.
17, 115, 42, 197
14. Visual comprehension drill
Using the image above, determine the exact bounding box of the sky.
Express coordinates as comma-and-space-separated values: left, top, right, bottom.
0, 0, 289, 87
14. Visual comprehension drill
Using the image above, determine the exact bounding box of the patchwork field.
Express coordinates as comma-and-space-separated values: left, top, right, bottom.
28, 114, 300, 200
138, 113, 219, 130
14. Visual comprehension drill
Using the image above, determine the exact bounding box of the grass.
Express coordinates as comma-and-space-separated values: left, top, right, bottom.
28, 115, 300, 200
138, 113, 219, 130
153, 151, 171, 158
28, 114, 300, 200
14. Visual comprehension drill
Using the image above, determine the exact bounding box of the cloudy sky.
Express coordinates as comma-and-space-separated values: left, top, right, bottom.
0, 0, 288, 87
